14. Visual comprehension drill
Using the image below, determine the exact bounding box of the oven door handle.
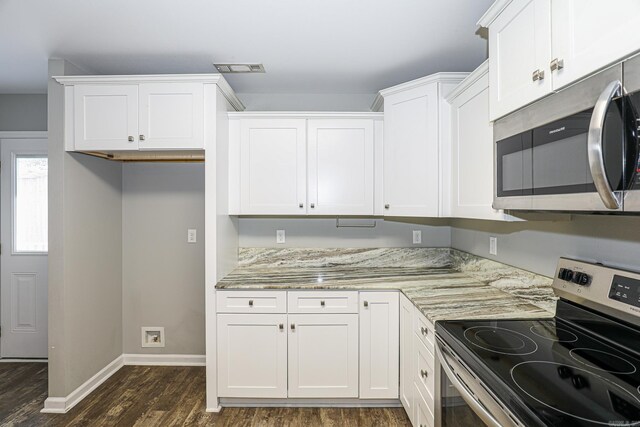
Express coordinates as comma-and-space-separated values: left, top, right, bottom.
436, 341, 503, 427
587, 80, 623, 210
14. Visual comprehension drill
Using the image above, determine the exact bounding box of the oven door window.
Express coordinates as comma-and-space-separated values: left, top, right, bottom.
496, 132, 533, 197
441, 368, 488, 427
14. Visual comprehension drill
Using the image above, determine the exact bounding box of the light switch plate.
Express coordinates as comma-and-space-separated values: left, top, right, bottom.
276, 229, 286, 244
188, 229, 197, 243
489, 236, 497, 255
412, 230, 422, 245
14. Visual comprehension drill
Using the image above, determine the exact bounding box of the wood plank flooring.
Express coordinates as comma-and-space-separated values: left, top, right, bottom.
1, 364, 411, 426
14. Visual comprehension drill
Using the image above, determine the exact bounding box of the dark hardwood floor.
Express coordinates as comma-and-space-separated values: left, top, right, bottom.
1, 364, 411, 426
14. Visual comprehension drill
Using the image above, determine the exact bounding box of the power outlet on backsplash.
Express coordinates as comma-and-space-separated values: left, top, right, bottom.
489, 236, 498, 255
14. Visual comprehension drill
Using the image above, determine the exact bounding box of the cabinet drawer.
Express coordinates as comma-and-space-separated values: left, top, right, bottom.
415, 337, 435, 414
414, 382, 435, 427
414, 309, 435, 352
216, 291, 286, 313
287, 291, 358, 313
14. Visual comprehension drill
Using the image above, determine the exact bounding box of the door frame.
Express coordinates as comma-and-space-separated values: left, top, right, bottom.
0, 131, 48, 360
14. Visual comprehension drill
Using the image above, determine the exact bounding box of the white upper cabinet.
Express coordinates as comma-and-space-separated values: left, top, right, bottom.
447, 62, 520, 221
486, 0, 552, 121
73, 84, 139, 151
378, 74, 466, 217
307, 119, 374, 216
239, 119, 307, 215
138, 83, 204, 150
550, 0, 640, 90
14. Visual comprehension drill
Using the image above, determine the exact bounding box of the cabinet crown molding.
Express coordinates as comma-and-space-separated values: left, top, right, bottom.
445, 60, 489, 102
227, 111, 383, 120
53, 73, 245, 112
477, 0, 513, 28
376, 72, 469, 99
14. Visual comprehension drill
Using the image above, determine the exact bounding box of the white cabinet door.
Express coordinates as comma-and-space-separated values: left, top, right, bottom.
288, 313, 359, 398
240, 119, 307, 215
359, 292, 399, 399
450, 67, 513, 221
217, 314, 288, 398
383, 83, 440, 217
551, 0, 640, 90
73, 84, 139, 151
399, 294, 415, 423
307, 119, 374, 216
489, 0, 552, 120
138, 83, 204, 150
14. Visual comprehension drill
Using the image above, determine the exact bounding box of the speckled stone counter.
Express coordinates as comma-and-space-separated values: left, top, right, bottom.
216, 248, 557, 323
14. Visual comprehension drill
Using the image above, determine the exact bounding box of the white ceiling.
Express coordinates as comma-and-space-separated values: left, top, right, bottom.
0, 0, 492, 95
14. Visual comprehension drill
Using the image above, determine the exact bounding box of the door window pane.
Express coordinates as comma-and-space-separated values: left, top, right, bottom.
15, 156, 48, 253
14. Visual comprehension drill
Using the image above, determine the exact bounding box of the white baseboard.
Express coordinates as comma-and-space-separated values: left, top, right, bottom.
219, 398, 403, 408
206, 406, 223, 413
123, 354, 205, 366
41, 355, 124, 414
0, 358, 47, 363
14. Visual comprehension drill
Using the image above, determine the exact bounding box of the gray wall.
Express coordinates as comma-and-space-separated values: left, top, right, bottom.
239, 218, 451, 248
48, 59, 123, 397
237, 93, 376, 111
0, 94, 47, 131
451, 215, 640, 278
122, 163, 205, 355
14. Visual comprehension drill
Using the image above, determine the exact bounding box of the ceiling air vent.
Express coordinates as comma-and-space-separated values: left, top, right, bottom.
214, 63, 265, 73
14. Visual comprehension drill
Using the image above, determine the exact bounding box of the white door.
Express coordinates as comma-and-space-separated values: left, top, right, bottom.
383, 84, 440, 217
217, 313, 288, 398
399, 294, 415, 422
488, 0, 552, 120
551, 0, 640, 90
288, 313, 359, 398
307, 119, 374, 216
138, 83, 204, 150
73, 84, 139, 151
240, 119, 307, 215
0, 138, 48, 358
359, 292, 399, 399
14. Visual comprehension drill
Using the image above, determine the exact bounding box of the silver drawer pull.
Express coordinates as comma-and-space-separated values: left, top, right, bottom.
279, 323, 284, 330
291, 323, 295, 331
310, 203, 315, 208
384, 204, 390, 209
128, 136, 134, 142
248, 300, 254, 307
421, 369, 428, 378
550, 58, 564, 71
532, 69, 545, 81
363, 301, 369, 308
299, 203, 304, 208
320, 300, 325, 307
139, 134, 146, 141
421, 326, 428, 336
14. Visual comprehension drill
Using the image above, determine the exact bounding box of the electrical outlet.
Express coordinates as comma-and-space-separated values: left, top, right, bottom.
489, 236, 498, 255
141, 327, 165, 348
276, 229, 286, 244
412, 230, 422, 245
187, 229, 197, 243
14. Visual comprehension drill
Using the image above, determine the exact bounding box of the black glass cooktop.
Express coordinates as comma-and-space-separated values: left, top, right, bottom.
436, 300, 640, 427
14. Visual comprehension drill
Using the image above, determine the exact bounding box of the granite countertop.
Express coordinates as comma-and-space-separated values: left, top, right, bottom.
216, 248, 557, 323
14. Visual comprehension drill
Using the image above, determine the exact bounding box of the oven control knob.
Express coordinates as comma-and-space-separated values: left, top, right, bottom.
571, 374, 589, 389
572, 272, 591, 286
560, 269, 574, 281
557, 365, 573, 379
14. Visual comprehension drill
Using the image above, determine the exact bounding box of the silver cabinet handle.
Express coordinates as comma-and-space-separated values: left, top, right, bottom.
279, 323, 284, 330
384, 204, 390, 209
320, 300, 325, 307
550, 58, 564, 71
363, 301, 369, 308
139, 135, 146, 141
291, 323, 295, 331
532, 69, 545, 81
299, 203, 304, 208
128, 136, 134, 142
588, 80, 623, 209
310, 203, 315, 209
420, 369, 428, 378
248, 300, 254, 307
421, 327, 428, 336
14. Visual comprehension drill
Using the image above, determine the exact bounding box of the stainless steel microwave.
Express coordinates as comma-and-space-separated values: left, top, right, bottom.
494, 54, 640, 213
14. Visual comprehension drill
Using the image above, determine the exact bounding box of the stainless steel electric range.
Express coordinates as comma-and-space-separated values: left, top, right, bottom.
435, 258, 640, 427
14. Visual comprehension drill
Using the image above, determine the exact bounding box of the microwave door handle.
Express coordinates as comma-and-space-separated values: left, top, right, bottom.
588, 80, 623, 209
435, 342, 503, 427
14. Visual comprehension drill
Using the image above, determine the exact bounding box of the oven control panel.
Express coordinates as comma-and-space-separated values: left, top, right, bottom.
608, 275, 640, 309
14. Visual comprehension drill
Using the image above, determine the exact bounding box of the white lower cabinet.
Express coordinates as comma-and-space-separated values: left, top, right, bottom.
217, 313, 288, 398
288, 313, 359, 398
359, 292, 399, 399
400, 294, 416, 423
